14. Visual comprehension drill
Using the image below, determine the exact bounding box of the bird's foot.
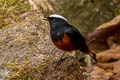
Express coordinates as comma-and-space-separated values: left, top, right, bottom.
54, 57, 67, 69
67, 58, 79, 74
53, 53, 66, 69
84, 66, 94, 73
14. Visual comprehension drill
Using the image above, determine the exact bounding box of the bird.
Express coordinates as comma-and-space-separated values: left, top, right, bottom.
43, 14, 96, 67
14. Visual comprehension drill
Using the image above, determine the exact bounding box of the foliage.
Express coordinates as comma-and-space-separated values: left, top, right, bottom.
0, 0, 30, 28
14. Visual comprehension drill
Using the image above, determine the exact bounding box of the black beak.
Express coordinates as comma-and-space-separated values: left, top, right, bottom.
42, 18, 48, 21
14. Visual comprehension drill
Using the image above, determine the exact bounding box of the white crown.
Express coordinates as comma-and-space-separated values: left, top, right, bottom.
49, 14, 67, 21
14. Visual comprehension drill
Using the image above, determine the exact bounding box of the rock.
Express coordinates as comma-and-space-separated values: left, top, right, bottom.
94, 61, 120, 80
87, 15, 120, 52
113, 61, 120, 74
87, 15, 120, 80
111, 71, 120, 80
8, 54, 92, 80
29, 0, 54, 14
96, 46, 120, 62
0, 10, 93, 80
90, 66, 113, 80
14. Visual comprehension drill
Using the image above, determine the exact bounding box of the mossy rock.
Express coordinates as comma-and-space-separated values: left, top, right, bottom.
8, 55, 92, 80
0, 0, 30, 28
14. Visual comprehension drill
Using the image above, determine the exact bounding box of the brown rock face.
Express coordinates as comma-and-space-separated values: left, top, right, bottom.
87, 15, 120, 52
87, 15, 120, 80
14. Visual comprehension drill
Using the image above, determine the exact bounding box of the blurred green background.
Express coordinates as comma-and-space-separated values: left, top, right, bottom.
50, 0, 120, 35
0, 0, 120, 35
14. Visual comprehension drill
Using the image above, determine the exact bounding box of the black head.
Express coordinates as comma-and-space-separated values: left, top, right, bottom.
43, 14, 68, 28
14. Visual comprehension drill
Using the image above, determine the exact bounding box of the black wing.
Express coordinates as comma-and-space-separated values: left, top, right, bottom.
65, 24, 89, 52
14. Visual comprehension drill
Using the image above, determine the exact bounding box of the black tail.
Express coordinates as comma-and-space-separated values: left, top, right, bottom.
88, 50, 97, 63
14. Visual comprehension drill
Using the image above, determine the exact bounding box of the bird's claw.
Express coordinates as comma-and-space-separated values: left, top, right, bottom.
54, 57, 67, 69
67, 59, 79, 74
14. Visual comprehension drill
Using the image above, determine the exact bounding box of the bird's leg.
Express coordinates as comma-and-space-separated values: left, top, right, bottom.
83, 54, 94, 67
68, 50, 84, 73
54, 52, 66, 68
68, 51, 94, 73
82, 54, 95, 72
75, 50, 84, 61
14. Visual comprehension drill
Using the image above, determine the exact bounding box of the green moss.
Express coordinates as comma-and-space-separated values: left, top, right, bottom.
115, 8, 120, 16
0, 0, 30, 28
0, 0, 16, 7
8, 56, 52, 80
10, 0, 30, 14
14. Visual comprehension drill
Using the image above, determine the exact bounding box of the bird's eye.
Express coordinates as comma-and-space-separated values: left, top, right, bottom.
52, 18, 55, 21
